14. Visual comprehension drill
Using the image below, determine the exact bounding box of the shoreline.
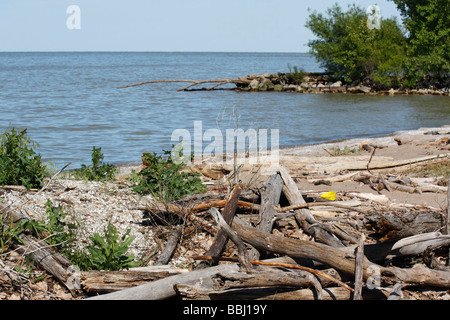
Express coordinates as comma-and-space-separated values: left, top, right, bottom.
114, 124, 450, 172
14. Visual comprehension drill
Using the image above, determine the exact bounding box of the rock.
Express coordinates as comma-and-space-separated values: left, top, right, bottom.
388, 88, 398, 95
258, 78, 274, 91
249, 79, 259, 90
300, 82, 311, 89
330, 81, 342, 87
274, 84, 283, 92
348, 85, 371, 94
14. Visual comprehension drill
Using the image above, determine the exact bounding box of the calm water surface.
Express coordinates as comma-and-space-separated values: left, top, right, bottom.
0, 52, 449, 169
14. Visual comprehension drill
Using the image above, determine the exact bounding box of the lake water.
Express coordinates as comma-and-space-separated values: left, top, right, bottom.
0, 52, 449, 170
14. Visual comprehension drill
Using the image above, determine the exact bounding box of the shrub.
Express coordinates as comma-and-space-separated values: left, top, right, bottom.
73, 146, 116, 181
77, 223, 139, 271
129, 146, 206, 202
0, 128, 46, 189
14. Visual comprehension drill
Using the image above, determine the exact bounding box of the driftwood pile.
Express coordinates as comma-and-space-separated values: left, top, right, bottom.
2, 159, 449, 300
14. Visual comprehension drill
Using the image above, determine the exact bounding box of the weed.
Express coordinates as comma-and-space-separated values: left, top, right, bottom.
0, 128, 46, 189
287, 64, 307, 84
76, 223, 139, 271
21, 200, 77, 254
409, 160, 450, 180
73, 146, 116, 181
129, 146, 206, 202
0, 211, 25, 254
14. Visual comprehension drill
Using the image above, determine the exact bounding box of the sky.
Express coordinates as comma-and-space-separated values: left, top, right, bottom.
0, 0, 403, 52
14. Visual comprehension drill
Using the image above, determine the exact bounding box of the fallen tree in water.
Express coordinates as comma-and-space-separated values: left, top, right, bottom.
118, 72, 449, 95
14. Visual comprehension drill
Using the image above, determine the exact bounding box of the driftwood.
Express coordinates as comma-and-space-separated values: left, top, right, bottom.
85, 257, 294, 300
364, 210, 445, 242
205, 185, 242, 258
353, 234, 366, 300
118, 78, 251, 91
208, 207, 253, 273
80, 266, 188, 294
155, 225, 183, 265
174, 285, 372, 300
230, 216, 450, 288
193, 255, 352, 292
174, 265, 324, 300
0, 203, 75, 293
248, 173, 283, 260
84, 165, 450, 300
278, 166, 345, 247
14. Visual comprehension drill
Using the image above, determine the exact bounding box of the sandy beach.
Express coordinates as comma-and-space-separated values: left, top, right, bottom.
1, 124, 449, 300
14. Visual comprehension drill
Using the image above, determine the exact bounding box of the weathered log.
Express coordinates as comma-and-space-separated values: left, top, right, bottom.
364, 210, 445, 242
353, 234, 366, 300
0, 204, 75, 293
80, 266, 188, 294
174, 265, 323, 300
208, 207, 253, 273
365, 232, 450, 261
174, 285, 349, 300
174, 284, 388, 300
84, 257, 294, 300
205, 185, 242, 258
193, 255, 351, 291
258, 173, 283, 233
249, 173, 283, 260
230, 217, 450, 288
278, 166, 345, 247
156, 225, 183, 265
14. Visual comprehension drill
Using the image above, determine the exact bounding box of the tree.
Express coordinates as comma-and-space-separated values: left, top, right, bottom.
389, 0, 449, 87
306, 3, 407, 88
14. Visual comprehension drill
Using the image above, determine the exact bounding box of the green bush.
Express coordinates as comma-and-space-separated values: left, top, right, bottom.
390, 0, 449, 87
76, 223, 139, 271
73, 146, 116, 181
0, 128, 46, 189
306, 4, 407, 88
129, 146, 206, 202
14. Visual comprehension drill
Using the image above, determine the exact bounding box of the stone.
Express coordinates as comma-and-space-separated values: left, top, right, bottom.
249, 79, 259, 90
274, 84, 283, 92
330, 81, 342, 87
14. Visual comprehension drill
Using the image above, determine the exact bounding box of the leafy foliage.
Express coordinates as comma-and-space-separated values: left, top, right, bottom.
389, 0, 450, 87
79, 223, 139, 271
287, 64, 307, 84
129, 146, 206, 202
306, 4, 407, 88
0, 128, 46, 189
73, 146, 116, 181
0, 211, 25, 254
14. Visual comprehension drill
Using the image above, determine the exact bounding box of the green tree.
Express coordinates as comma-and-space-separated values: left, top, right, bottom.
306, 3, 407, 88
389, 0, 449, 87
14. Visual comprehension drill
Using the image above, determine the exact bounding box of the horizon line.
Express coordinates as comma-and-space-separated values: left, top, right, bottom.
0, 50, 311, 54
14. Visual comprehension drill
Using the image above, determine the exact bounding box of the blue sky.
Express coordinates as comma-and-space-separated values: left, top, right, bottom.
0, 0, 402, 52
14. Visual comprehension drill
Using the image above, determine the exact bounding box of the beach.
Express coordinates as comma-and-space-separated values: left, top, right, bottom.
1, 124, 449, 300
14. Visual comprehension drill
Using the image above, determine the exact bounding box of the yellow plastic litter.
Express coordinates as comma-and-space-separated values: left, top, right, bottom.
321, 191, 336, 201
